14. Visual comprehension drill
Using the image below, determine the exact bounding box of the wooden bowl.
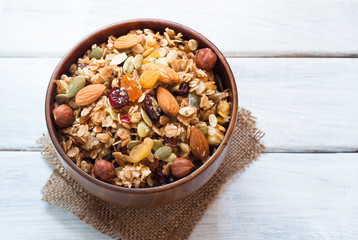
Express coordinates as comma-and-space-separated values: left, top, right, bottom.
45, 19, 238, 208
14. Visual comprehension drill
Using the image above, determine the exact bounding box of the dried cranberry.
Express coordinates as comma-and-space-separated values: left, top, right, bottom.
164, 136, 177, 146
143, 94, 161, 120
109, 87, 129, 110
120, 114, 131, 123
78, 63, 88, 69
174, 83, 189, 96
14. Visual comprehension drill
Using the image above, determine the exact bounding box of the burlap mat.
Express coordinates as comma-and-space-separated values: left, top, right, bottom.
40, 108, 265, 240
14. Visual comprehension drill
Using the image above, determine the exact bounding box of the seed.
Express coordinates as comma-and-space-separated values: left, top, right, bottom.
137, 120, 150, 138
66, 75, 86, 98
127, 140, 142, 149
154, 146, 172, 160
171, 83, 180, 92
142, 47, 154, 58
188, 92, 201, 108
108, 106, 118, 120
55, 94, 70, 104
188, 39, 198, 51
123, 56, 134, 74
110, 53, 127, 66
69, 64, 77, 75
209, 114, 217, 127
215, 74, 224, 92
162, 153, 176, 163
90, 47, 103, 59
152, 139, 163, 150
133, 54, 143, 69
141, 108, 152, 127
195, 122, 208, 135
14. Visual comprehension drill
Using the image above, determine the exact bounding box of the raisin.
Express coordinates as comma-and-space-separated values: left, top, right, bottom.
174, 83, 189, 96
103, 153, 114, 162
164, 136, 177, 146
155, 161, 168, 185
143, 94, 161, 120
109, 87, 129, 110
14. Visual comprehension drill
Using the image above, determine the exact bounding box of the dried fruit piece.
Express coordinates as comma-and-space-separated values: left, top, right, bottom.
144, 63, 179, 84
190, 126, 210, 162
109, 87, 129, 110
171, 158, 195, 178
75, 84, 106, 106
120, 114, 131, 123
156, 87, 179, 117
90, 47, 103, 59
143, 94, 161, 120
154, 146, 172, 160
93, 159, 115, 183
217, 100, 230, 118
114, 35, 141, 50
139, 69, 160, 88
195, 48, 217, 71
66, 75, 86, 98
143, 51, 162, 64
137, 120, 150, 138
174, 83, 189, 96
53, 104, 73, 128
120, 74, 142, 102
129, 138, 153, 163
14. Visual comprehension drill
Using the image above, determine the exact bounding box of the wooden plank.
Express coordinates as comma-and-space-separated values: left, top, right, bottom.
1, 0, 358, 57
0, 152, 357, 239
0, 58, 357, 151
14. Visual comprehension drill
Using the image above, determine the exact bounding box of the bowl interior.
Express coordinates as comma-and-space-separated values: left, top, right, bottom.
45, 19, 238, 193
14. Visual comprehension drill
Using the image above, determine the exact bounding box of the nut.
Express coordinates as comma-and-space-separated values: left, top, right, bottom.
144, 63, 179, 84
52, 104, 74, 128
156, 87, 179, 117
189, 126, 210, 162
93, 159, 115, 183
195, 48, 217, 71
75, 84, 106, 106
114, 35, 141, 50
171, 158, 195, 178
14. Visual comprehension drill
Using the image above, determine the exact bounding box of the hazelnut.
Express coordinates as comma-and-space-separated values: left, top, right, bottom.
171, 158, 195, 179
195, 48, 217, 71
93, 159, 115, 183
52, 104, 74, 128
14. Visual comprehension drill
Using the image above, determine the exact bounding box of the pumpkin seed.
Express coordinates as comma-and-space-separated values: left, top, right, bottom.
123, 56, 134, 74
127, 140, 142, 149
166, 50, 178, 64
162, 153, 176, 163
110, 52, 127, 66
171, 83, 180, 92
152, 139, 163, 150
188, 92, 201, 108
55, 94, 70, 104
69, 64, 77, 75
195, 122, 208, 135
137, 120, 150, 138
215, 74, 224, 92
66, 75, 86, 97
154, 146, 172, 160
90, 47, 103, 59
133, 54, 143, 69
140, 108, 152, 127
108, 107, 118, 120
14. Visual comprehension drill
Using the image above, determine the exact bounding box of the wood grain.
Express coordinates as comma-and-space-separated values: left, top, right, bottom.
0, 58, 357, 151
1, 0, 358, 57
1, 152, 357, 239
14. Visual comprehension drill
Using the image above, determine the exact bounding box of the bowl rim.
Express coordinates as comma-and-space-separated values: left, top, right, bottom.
45, 18, 238, 194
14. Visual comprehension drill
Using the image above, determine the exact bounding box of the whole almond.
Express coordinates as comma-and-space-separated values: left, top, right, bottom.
75, 84, 106, 106
156, 87, 179, 116
144, 63, 179, 84
171, 158, 195, 178
114, 35, 141, 50
190, 126, 210, 162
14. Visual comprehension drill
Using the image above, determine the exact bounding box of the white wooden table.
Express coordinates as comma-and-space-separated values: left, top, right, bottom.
1, 0, 358, 239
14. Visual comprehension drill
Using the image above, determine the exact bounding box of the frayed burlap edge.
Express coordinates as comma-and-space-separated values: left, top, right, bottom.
39, 107, 265, 240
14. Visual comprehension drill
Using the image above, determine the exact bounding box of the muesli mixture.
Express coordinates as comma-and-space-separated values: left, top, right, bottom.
52, 28, 231, 188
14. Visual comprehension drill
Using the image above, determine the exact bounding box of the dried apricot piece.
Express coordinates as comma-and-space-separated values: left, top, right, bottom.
139, 70, 160, 88
143, 51, 162, 64
120, 74, 142, 102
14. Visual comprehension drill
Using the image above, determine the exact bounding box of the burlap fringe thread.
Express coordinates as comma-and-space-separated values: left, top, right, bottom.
39, 108, 265, 240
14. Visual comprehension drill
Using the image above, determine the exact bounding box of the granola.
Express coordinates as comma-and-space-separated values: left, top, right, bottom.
52, 28, 231, 188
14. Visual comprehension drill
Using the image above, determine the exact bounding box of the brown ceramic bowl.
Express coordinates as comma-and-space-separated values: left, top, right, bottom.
45, 19, 238, 208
